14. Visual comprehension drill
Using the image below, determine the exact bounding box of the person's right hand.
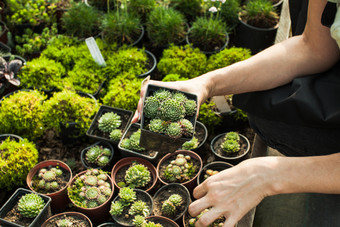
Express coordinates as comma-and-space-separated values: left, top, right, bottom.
131, 76, 209, 123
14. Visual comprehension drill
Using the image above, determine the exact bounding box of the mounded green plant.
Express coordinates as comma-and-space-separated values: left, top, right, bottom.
144, 222, 163, 227
206, 47, 252, 71
0, 90, 46, 140
120, 129, 146, 152
181, 136, 199, 150
18, 193, 45, 218
61, 2, 102, 39
18, 56, 65, 91
161, 194, 182, 216
110, 129, 123, 142
86, 145, 112, 167
0, 138, 39, 190
221, 131, 241, 153
133, 215, 145, 227
129, 200, 150, 217
124, 162, 151, 188
98, 112, 122, 133
118, 187, 137, 205
161, 74, 187, 82
162, 154, 197, 183
220, 0, 241, 30
128, 0, 156, 23
148, 119, 166, 134
198, 100, 222, 133
43, 89, 98, 135
33, 166, 64, 193
169, 0, 202, 23
157, 45, 207, 79
146, 6, 187, 47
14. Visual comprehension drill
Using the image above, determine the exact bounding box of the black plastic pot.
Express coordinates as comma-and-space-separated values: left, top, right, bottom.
87, 105, 133, 145
197, 161, 233, 185
140, 84, 198, 153
97, 222, 117, 227
137, 50, 157, 78
81, 140, 114, 170
0, 188, 51, 227
0, 134, 24, 142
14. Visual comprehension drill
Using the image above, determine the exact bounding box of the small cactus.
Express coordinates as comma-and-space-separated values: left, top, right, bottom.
143, 96, 161, 119
163, 154, 197, 183
128, 200, 150, 217
161, 200, 176, 216
121, 130, 145, 152
56, 218, 74, 227
133, 215, 145, 227
168, 194, 183, 207
166, 122, 182, 138
221, 139, 240, 153
179, 119, 194, 136
153, 89, 172, 101
125, 163, 151, 188
18, 193, 45, 218
225, 131, 240, 142
183, 99, 197, 116
36, 167, 64, 192
148, 118, 166, 133
159, 98, 185, 122
110, 200, 124, 216
85, 145, 112, 167
98, 112, 122, 133
110, 129, 122, 142
119, 187, 137, 205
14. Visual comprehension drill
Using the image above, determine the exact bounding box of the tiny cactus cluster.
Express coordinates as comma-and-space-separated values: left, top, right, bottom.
120, 129, 145, 152
68, 169, 112, 209
204, 169, 220, 180
17, 193, 45, 218
132, 215, 165, 227
143, 88, 197, 138
221, 131, 240, 153
35, 166, 64, 193
181, 136, 199, 150
85, 145, 112, 167
98, 111, 123, 142
162, 154, 197, 183
188, 209, 225, 227
161, 194, 183, 216
124, 162, 151, 188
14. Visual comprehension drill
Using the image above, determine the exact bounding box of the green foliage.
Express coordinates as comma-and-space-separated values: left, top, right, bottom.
143, 96, 161, 119
221, 138, 240, 153
125, 163, 151, 188
61, 2, 102, 39
157, 45, 207, 79
18, 193, 45, 218
110, 200, 124, 216
161, 74, 187, 82
181, 136, 199, 150
128, 0, 156, 23
241, 0, 279, 28
110, 129, 123, 142
198, 101, 222, 133
0, 138, 38, 190
161, 200, 176, 216
146, 6, 187, 47
220, 0, 241, 30
225, 131, 240, 141
33, 166, 65, 193
166, 122, 182, 138
19, 56, 65, 91
43, 89, 98, 135
119, 187, 137, 205
120, 129, 145, 152
159, 98, 185, 122
169, 0, 202, 23
101, 10, 142, 46
0, 90, 46, 140
128, 200, 150, 217
207, 47, 252, 71
15, 24, 58, 56
143, 222, 163, 227
133, 215, 145, 227
168, 194, 183, 207
86, 145, 112, 167
148, 119, 166, 133
98, 112, 122, 133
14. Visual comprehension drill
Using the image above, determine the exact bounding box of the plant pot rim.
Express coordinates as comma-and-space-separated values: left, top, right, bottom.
41, 211, 93, 227
192, 121, 208, 151
80, 141, 114, 169
111, 157, 158, 192
136, 49, 157, 78
146, 215, 180, 227
210, 132, 250, 160
156, 150, 203, 186
0, 134, 24, 142
26, 159, 73, 196
238, 15, 279, 31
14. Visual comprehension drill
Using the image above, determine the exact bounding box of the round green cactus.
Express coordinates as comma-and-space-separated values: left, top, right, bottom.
85, 146, 112, 167
85, 187, 101, 200
172, 92, 187, 103
225, 131, 240, 142
110, 129, 122, 142
128, 129, 145, 152
98, 112, 122, 133
0, 138, 38, 190
86, 146, 101, 163
179, 119, 194, 136
148, 118, 166, 133
183, 99, 197, 116
143, 96, 161, 119
159, 98, 185, 122
125, 163, 151, 188
168, 194, 183, 207
153, 89, 172, 101
56, 218, 74, 227
221, 139, 240, 153
110, 200, 124, 216
163, 154, 197, 183
161, 200, 176, 216
128, 200, 150, 217
119, 187, 137, 205
166, 122, 182, 138
18, 193, 45, 218
42, 170, 57, 182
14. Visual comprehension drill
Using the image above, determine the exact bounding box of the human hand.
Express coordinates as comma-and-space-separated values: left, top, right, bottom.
189, 157, 278, 227
131, 76, 209, 123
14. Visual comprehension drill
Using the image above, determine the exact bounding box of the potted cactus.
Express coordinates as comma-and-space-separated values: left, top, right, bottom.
156, 150, 202, 193
41, 212, 92, 227
67, 169, 114, 223
81, 141, 114, 170
180, 121, 208, 154
152, 183, 190, 223
197, 161, 233, 185
210, 131, 251, 165
0, 188, 51, 227
140, 84, 198, 153
111, 157, 157, 193
26, 160, 73, 212
110, 187, 153, 227
87, 105, 133, 145
145, 216, 180, 227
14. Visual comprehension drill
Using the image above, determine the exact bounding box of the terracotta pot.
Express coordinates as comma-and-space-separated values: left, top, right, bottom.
68, 170, 115, 223
210, 132, 251, 165
26, 160, 72, 212
152, 183, 191, 223
41, 212, 92, 227
146, 216, 180, 227
111, 157, 158, 193
197, 161, 233, 185
157, 150, 203, 194
80, 141, 114, 171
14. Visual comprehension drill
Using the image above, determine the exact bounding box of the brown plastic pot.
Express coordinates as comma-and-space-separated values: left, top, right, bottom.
157, 150, 203, 194
68, 170, 115, 223
41, 212, 92, 227
146, 216, 180, 227
26, 160, 72, 212
111, 157, 158, 193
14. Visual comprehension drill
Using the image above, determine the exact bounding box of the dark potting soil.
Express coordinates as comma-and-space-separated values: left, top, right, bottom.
44, 213, 91, 227
115, 164, 154, 191
213, 135, 249, 158
3, 202, 34, 227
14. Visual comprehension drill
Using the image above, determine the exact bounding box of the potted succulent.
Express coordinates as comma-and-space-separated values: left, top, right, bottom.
110, 187, 153, 226
111, 157, 158, 193
26, 160, 73, 212
152, 183, 191, 222
197, 161, 233, 185
0, 188, 51, 227
81, 141, 114, 170
210, 131, 251, 165
87, 105, 133, 145
235, 0, 280, 53
0, 55, 24, 98
169, 0, 202, 24
41, 212, 92, 227
67, 168, 114, 223
145, 216, 180, 227
140, 84, 198, 153
156, 150, 202, 193
183, 208, 225, 227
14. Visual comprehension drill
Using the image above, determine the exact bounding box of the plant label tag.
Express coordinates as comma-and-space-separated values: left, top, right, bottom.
85, 37, 106, 67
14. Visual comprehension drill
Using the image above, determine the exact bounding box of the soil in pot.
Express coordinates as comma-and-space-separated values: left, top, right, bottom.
43, 212, 92, 227
212, 133, 249, 158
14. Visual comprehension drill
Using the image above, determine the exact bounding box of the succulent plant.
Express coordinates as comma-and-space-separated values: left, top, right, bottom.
182, 136, 199, 150
179, 119, 194, 136
144, 222, 163, 227
0, 56, 22, 88
121, 129, 145, 152
166, 122, 182, 138
183, 99, 197, 116
125, 163, 151, 188
148, 118, 166, 133
98, 112, 122, 133
119, 187, 137, 205
133, 215, 146, 227
56, 218, 74, 227
221, 139, 240, 153
161, 200, 176, 216
18, 193, 45, 218
163, 154, 197, 183
129, 200, 150, 217
110, 129, 123, 142
85, 145, 112, 167
110, 200, 124, 216
153, 89, 172, 101
159, 98, 185, 122
172, 92, 187, 103
168, 194, 183, 207
225, 131, 240, 142
143, 96, 161, 119
204, 169, 220, 180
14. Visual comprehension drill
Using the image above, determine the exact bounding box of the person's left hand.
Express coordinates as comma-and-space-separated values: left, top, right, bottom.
189, 157, 278, 227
